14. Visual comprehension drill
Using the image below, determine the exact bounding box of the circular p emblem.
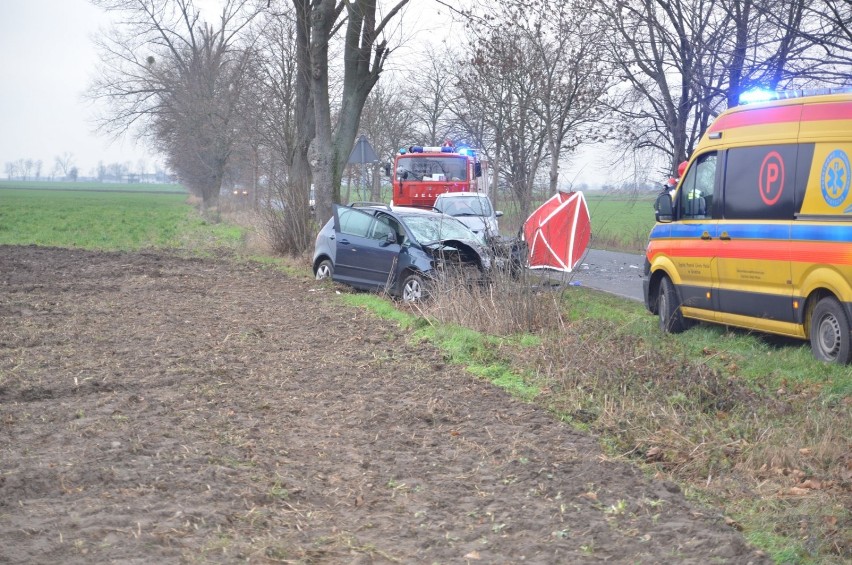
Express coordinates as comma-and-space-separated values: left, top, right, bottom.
821, 149, 850, 208
759, 151, 785, 206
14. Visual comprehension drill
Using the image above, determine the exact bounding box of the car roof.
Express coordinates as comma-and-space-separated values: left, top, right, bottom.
389, 205, 445, 217
346, 203, 459, 220
435, 192, 489, 199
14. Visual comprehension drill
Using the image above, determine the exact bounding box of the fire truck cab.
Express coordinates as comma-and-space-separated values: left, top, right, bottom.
389, 143, 482, 208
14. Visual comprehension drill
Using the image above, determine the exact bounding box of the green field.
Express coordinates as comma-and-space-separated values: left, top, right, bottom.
0, 180, 187, 193
585, 192, 657, 252
0, 188, 242, 251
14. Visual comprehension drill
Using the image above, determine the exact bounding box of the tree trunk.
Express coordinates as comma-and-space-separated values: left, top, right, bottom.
549, 146, 559, 194
292, 0, 315, 221
295, 0, 409, 223
306, 0, 336, 225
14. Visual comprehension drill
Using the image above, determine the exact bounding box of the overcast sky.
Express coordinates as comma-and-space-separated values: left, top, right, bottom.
0, 1, 614, 186
0, 0, 163, 176
0, 0, 466, 178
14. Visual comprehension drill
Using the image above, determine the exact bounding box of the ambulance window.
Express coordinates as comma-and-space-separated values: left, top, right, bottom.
679, 153, 716, 219
723, 145, 797, 220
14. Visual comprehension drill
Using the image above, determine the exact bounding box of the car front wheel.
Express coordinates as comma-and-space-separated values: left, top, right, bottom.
315, 259, 333, 280
810, 296, 852, 363
400, 272, 429, 303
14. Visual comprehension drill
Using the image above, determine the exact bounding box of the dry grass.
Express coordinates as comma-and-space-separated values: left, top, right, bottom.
514, 318, 851, 562
414, 267, 850, 562
419, 266, 567, 336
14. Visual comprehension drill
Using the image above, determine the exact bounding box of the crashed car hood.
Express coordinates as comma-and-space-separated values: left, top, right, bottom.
422, 239, 491, 268
423, 238, 482, 252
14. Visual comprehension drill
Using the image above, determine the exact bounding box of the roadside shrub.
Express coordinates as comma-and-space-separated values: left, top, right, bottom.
257, 181, 315, 256
418, 263, 567, 336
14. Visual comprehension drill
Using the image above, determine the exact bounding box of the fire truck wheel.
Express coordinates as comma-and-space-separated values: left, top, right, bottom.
810, 296, 852, 364
658, 276, 687, 334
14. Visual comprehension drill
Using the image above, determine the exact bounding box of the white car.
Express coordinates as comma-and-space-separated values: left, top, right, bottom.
433, 192, 502, 243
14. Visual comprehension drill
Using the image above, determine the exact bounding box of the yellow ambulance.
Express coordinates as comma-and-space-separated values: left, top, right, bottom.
643, 89, 852, 363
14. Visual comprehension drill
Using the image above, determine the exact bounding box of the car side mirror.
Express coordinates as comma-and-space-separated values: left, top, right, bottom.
383, 163, 391, 177
383, 231, 397, 246
654, 192, 673, 223
474, 162, 482, 177
495, 210, 503, 218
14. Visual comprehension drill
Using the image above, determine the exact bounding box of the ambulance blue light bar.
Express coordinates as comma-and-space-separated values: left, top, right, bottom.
739, 87, 852, 105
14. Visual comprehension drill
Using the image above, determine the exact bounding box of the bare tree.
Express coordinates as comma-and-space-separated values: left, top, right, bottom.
598, 0, 713, 174
292, 0, 410, 223
247, 4, 316, 254
289, 0, 316, 229
455, 29, 547, 219
452, 0, 611, 217
106, 162, 128, 181
19, 159, 34, 181
598, 0, 843, 176
708, 0, 816, 108
407, 44, 457, 146
249, 4, 301, 198
89, 0, 262, 211
359, 81, 418, 198
789, 0, 852, 85
53, 152, 75, 179
4, 161, 19, 180
520, 0, 612, 194
361, 82, 417, 163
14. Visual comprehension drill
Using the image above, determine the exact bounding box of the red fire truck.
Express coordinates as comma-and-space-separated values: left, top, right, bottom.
389, 143, 483, 208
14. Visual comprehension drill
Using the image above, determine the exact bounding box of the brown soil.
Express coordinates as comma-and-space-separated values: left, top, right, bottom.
0, 245, 770, 564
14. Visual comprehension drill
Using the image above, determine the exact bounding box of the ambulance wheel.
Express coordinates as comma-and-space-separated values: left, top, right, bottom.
809, 297, 852, 364
658, 277, 687, 334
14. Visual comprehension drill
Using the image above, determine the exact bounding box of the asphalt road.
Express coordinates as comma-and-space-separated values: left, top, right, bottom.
539, 248, 646, 302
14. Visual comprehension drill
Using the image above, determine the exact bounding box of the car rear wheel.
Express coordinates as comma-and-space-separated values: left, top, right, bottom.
315, 259, 333, 280
809, 296, 852, 363
658, 276, 687, 333
400, 272, 429, 303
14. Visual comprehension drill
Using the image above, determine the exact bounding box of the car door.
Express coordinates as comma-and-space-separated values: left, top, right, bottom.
332, 206, 401, 290
360, 212, 404, 288
332, 206, 376, 288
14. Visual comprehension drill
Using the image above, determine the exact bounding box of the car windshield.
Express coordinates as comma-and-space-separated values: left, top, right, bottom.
435, 196, 492, 217
396, 156, 467, 181
400, 214, 479, 244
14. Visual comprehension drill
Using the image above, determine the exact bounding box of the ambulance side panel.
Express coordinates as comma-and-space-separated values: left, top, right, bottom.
645, 94, 852, 342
